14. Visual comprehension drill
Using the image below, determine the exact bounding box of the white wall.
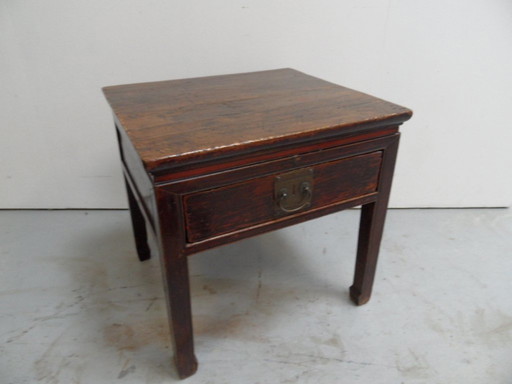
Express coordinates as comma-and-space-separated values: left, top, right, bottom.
1, 0, 511, 208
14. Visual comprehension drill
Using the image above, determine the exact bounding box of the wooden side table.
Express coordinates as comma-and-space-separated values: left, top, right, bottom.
103, 69, 412, 378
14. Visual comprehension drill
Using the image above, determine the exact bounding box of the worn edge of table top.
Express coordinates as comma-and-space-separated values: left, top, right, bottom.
103, 68, 412, 173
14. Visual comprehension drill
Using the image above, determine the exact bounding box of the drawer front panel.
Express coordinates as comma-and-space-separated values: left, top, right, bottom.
184, 151, 382, 243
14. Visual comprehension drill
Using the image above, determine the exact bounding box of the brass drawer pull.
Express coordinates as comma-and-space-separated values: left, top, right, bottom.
277, 182, 312, 213
274, 168, 314, 214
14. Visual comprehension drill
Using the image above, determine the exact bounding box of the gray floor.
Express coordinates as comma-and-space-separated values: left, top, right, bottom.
1, 209, 511, 383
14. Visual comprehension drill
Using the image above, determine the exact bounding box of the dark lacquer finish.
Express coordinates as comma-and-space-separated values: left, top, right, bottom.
184, 151, 382, 243
350, 136, 400, 305
103, 68, 412, 379
124, 176, 151, 261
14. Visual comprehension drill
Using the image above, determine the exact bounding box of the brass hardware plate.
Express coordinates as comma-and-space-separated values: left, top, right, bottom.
274, 168, 314, 215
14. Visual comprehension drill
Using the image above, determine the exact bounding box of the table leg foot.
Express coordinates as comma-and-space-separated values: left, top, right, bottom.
175, 354, 198, 379
125, 177, 151, 261
349, 285, 370, 306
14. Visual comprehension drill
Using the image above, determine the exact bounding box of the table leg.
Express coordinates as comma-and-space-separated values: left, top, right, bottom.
161, 253, 198, 378
124, 177, 151, 261
349, 135, 400, 306
350, 201, 387, 305
156, 189, 198, 379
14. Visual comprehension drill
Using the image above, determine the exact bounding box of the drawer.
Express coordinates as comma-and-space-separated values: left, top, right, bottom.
183, 151, 382, 243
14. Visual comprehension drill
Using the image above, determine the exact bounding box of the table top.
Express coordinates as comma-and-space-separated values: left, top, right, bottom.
103, 68, 412, 172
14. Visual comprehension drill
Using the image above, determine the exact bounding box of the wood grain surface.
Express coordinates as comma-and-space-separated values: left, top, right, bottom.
104, 69, 411, 172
